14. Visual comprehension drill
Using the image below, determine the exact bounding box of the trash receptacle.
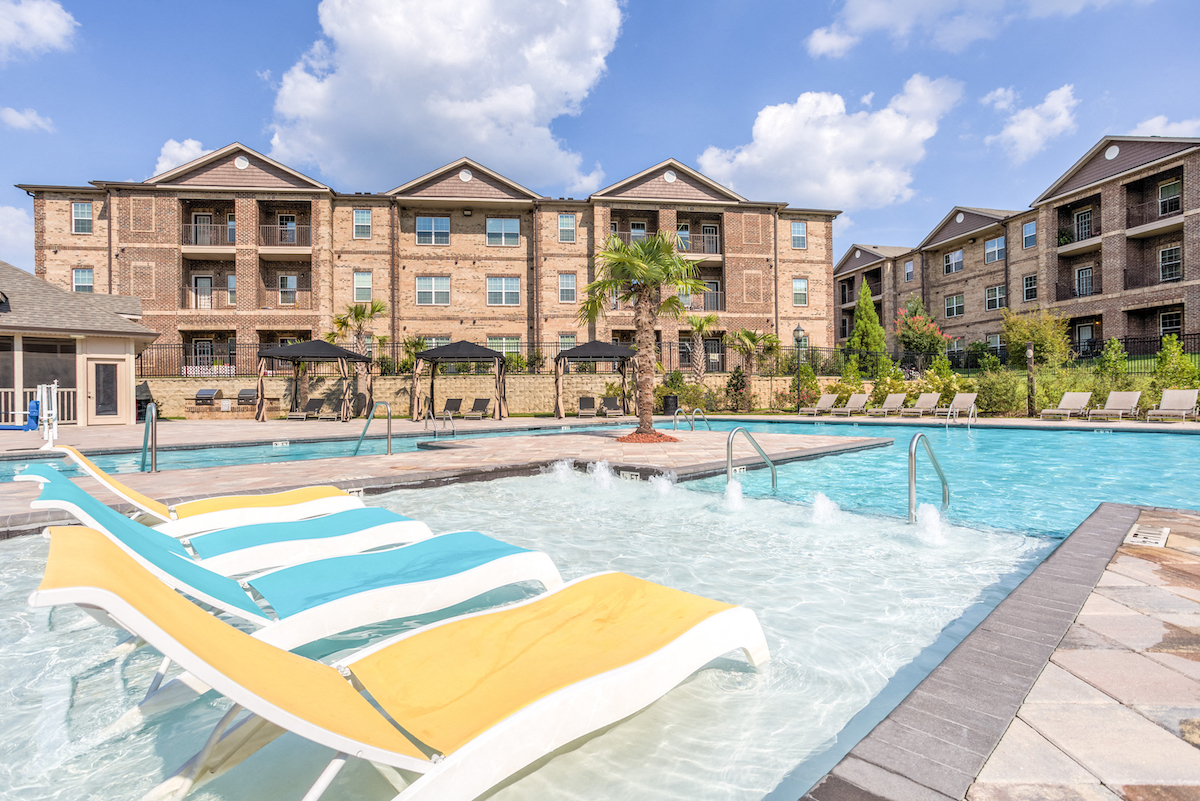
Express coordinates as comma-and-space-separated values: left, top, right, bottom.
663, 395, 679, 416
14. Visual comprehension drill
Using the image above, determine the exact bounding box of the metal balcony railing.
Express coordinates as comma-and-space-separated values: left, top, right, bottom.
679, 291, 725, 312
181, 224, 236, 246
259, 224, 312, 247
677, 233, 721, 255
180, 286, 236, 310
1126, 196, 1184, 228
1057, 222, 1102, 246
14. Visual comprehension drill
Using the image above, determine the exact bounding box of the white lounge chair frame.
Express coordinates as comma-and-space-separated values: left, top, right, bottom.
1040, 391, 1093, 420
1146, 389, 1199, 423
1087, 391, 1142, 422
799, 393, 837, 416
830, 393, 869, 417
934, 393, 977, 423
899, 393, 940, 417
865, 393, 907, 417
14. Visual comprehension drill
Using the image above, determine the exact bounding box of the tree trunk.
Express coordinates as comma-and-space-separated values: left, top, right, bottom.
745, 354, 756, 412
633, 290, 657, 434
691, 331, 705, 385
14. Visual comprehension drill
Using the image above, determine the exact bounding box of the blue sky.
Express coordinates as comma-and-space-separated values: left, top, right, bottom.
2, 0, 1198, 273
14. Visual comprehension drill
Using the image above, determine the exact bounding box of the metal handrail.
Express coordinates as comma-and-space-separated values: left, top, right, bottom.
726, 427, 777, 490
908, 433, 949, 523
140, 402, 157, 472
353, 402, 392, 456
690, 408, 711, 430
441, 410, 456, 436
672, 408, 691, 430
422, 404, 438, 438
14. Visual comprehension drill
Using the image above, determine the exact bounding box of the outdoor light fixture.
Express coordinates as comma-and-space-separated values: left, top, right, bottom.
793, 324, 805, 418
463, 209, 473, 216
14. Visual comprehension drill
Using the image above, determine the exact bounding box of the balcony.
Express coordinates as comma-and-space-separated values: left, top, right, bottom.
1125, 257, 1184, 291
610, 230, 722, 259
180, 285, 236, 310
681, 291, 725, 312
1125, 198, 1185, 239
181, 224, 236, 260
866, 280, 882, 298
1055, 273, 1103, 302
1056, 221, 1103, 256
258, 224, 312, 259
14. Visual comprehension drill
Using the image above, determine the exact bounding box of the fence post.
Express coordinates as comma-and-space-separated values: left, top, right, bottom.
1026, 341, 1036, 417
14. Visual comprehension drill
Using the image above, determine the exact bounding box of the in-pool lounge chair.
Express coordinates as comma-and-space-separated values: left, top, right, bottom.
1088, 391, 1141, 422
799, 394, 837, 416
49, 445, 363, 537
1146, 389, 1199, 423
463, 398, 490, 420
578, 396, 596, 418
830, 393, 869, 417
899, 392, 940, 417
439, 398, 463, 419
1041, 391, 1093, 420
31, 527, 767, 801
865, 393, 906, 417
601, 396, 625, 417
287, 398, 323, 421
934, 393, 977, 422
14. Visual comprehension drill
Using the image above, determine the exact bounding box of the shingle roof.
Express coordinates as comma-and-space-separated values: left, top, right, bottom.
960, 207, 1023, 219
0, 261, 159, 339
82, 293, 142, 318
866, 245, 913, 258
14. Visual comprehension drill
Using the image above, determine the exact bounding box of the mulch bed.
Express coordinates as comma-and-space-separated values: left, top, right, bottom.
615, 431, 680, 444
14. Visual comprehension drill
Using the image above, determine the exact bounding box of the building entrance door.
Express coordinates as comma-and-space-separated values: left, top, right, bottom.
193, 213, 213, 245
193, 276, 213, 309
86, 360, 123, 425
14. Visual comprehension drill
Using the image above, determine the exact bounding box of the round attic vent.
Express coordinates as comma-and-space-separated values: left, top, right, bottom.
854, 249, 861, 258
1105, 144, 1120, 160
664, 169, 677, 183
955, 212, 964, 223
459, 168, 473, 182
234, 156, 249, 170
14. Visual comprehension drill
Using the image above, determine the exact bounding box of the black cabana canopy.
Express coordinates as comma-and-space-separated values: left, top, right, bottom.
553, 340, 635, 418
254, 340, 370, 422
410, 340, 509, 421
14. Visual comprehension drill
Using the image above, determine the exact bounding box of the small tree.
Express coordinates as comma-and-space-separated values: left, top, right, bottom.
894, 295, 949, 361
724, 329, 781, 411
685, 313, 720, 385
847, 280, 887, 354
1001, 308, 1071, 368
1151, 334, 1200, 394
324, 299, 389, 413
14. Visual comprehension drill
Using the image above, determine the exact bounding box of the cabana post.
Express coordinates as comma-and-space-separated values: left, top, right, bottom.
410, 341, 509, 421
553, 341, 635, 419
255, 341, 370, 422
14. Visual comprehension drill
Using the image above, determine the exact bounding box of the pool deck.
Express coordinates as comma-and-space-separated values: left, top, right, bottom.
803, 503, 1200, 801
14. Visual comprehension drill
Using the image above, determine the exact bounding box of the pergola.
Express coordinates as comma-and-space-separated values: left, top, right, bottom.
553, 340, 635, 418
410, 340, 509, 421
254, 340, 370, 422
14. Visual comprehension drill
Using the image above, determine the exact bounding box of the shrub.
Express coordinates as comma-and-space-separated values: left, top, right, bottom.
825, 359, 865, 405
974, 368, 1022, 415
868, 355, 907, 406
1001, 308, 1071, 368
505, 353, 527, 373
653, 381, 706, 413
527, 350, 546, 374
916, 353, 976, 405
791, 362, 821, 409
725, 367, 749, 410
895, 295, 950, 356
1148, 334, 1200, 406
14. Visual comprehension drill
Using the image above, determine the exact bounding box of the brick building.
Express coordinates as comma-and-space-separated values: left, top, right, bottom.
19, 145, 839, 370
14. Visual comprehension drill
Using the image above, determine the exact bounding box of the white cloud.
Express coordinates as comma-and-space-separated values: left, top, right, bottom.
0, 205, 34, 272
268, 0, 620, 193
860, 92, 874, 107
0, 106, 53, 131
697, 74, 963, 211
980, 87, 1016, 111
984, 84, 1078, 162
0, 0, 76, 64
1130, 114, 1200, 137
806, 25, 860, 57
153, 138, 213, 176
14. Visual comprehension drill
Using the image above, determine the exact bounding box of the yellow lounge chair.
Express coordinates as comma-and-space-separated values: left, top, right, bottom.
31, 527, 770, 801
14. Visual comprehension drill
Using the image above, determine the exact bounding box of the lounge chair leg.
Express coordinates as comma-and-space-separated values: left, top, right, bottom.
370, 762, 412, 793
142, 656, 172, 703
142, 709, 285, 801
166, 703, 242, 801
300, 753, 349, 801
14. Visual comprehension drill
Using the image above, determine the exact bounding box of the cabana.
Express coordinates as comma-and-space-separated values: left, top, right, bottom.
554, 341, 635, 419
411, 340, 509, 421
254, 340, 370, 422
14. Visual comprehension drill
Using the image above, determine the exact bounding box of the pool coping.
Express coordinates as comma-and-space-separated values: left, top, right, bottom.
798, 501, 1142, 801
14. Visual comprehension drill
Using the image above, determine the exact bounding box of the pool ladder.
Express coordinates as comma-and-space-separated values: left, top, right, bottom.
422, 405, 455, 438
908, 432, 949, 523
353, 402, 393, 456
672, 407, 711, 431
726, 427, 777, 490
140, 402, 157, 473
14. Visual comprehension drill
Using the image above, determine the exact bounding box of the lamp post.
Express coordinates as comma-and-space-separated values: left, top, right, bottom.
793, 324, 806, 416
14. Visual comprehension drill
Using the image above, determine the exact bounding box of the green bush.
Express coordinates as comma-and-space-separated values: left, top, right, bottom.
791, 362, 821, 409
825, 359, 865, 405
916, 353, 976, 405
527, 350, 546, 374
505, 353, 527, 373
1148, 334, 1200, 406
868, 355, 907, 406
653, 381, 706, 413
725, 367, 749, 410
974, 368, 1022, 415
1001, 308, 1072, 368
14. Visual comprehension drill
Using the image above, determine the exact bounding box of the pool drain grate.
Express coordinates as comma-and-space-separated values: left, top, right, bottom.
1124, 524, 1170, 547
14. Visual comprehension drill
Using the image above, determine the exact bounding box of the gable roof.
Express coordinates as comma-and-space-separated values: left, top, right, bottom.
918, 206, 1019, 250
834, 244, 912, 276
144, 143, 329, 190
386, 158, 542, 200
0, 261, 159, 340
591, 159, 748, 204
1033, 136, 1200, 205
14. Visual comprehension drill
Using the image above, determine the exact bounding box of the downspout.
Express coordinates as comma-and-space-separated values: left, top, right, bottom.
1002, 221, 1010, 315
772, 206, 779, 335
390, 198, 397, 347
107, 188, 113, 294
532, 201, 541, 348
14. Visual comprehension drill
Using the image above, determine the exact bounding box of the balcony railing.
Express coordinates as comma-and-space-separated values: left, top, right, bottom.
866, 280, 882, 297
1055, 273, 1103, 301
680, 291, 725, 312
258, 287, 313, 310
1057, 222, 1101, 246
259, 225, 312, 247
181, 223, 236, 247
1125, 258, 1185, 290
677, 233, 721, 255
180, 286, 236, 310
1126, 197, 1183, 229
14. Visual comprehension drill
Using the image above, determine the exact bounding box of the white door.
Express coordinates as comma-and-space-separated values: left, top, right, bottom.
1075, 266, 1093, 297
193, 213, 213, 245
278, 214, 297, 244
193, 276, 213, 309
701, 223, 719, 253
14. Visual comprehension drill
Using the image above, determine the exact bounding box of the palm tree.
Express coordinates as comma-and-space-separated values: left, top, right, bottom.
323, 299, 389, 414
725, 329, 782, 411
578, 231, 706, 435
684, 312, 720, 385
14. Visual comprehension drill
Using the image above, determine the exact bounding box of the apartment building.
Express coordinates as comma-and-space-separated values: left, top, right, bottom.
832, 245, 911, 347
20, 145, 839, 369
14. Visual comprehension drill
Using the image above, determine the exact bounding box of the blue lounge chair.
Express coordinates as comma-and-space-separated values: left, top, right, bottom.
0, 399, 39, 431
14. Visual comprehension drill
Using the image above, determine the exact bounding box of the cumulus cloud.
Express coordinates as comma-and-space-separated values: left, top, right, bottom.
1130, 115, 1200, 137
268, 0, 620, 193
860, 92, 874, 107
0, 0, 76, 63
0, 205, 34, 272
984, 84, 1078, 162
153, 138, 213, 176
697, 74, 963, 211
980, 87, 1016, 111
0, 106, 53, 131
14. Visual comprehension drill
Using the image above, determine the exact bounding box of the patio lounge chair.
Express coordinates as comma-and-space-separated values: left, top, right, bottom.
934, 393, 978, 422
439, 398, 463, 419
49, 445, 364, 538
1146, 389, 1199, 423
1041, 391, 1093, 420
31, 527, 768, 801
287, 398, 323, 421
601, 396, 625, 417
899, 393, 940, 417
1088, 391, 1142, 422
578, 396, 597, 418
830, 393, 869, 417
0, 399, 39, 431
799, 394, 836, 416
463, 398, 491, 420
865, 393, 906, 417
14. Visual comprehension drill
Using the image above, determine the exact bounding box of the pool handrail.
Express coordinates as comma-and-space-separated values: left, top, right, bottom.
690, 408, 712, 431
352, 402, 392, 456
422, 405, 438, 438
140, 402, 157, 473
442, 409, 456, 436
672, 408, 691, 431
908, 432, 950, 523
726, 427, 777, 490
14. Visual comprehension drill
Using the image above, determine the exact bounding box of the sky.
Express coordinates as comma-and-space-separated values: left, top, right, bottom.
2, 0, 1198, 274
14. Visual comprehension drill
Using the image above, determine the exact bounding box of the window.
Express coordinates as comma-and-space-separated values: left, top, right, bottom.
487, 217, 520, 246
839, 316, 849, 338
985, 284, 1007, 311
943, 249, 963, 274
985, 236, 1005, 264
1161, 311, 1182, 337
629, 221, 647, 241
279, 275, 297, 306
559, 334, 576, 350
1022, 221, 1037, 249
226, 213, 236, 244
677, 222, 690, 250
1075, 266, 1093, 297
791, 221, 807, 249
423, 336, 450, 350
792, 278, 808, 306
986, 334, 1003, 351
226, 274, 236, 306
416, 276, 450, 305
487, 276, 520, 306
948, 337, 964, 353
353, 209, 372, 239
416, 216, 449, 245
487, 336, 520, 355
904, 260, 913, 282
796, 335, 810, 349
945, 293, 964, 318
1023, 274, 1038, 302
277, 214, 297, 244
1160, 246, 1182, 281
1074, 209, 1093, 241
558, 273, 576, 303
558, 214, 576, 243
72, 268, 93, 293
1160, 180, 1181, 216
72, 202, 92, 234
353, 271, 372, 302
609, 221, 618, 236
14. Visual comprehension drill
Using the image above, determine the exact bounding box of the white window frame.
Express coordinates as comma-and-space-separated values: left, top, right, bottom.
226, 273, 237, 306
985, 284, 1006, 311
1159, 245, 1182, 282
558, 334, 577, 351
629, 220, 647, 241
676, 222, 690, 250
984, 236, 1005, 264
487, 276, 521, 306
353, 271, 372, 302
1075, 265, 1093, 297
486, 336, 521, 355
945, 293, 964, 318
72, 267, 93, 293
1159, 179, 1182, 216
226, 213, 236, 244
353, 209, 372, 240
1023, 274, 1037, 302
986, 334, 1003, 351
486, 217, 520, 247
558, 273, 576, 303
609, 221, 618, 236
791, 221, 807, 249
558, 214, 576, 243
416, 276, 450, 306
947, 337, 964, 353
1022, 221, 1037, 249
416, 216, 450, 246
1160, 311, 1182, 337
943, 249, 963, 274
1074, 208, 1093, 241
904, 260, 913, 282
278, 274, 298, 306
72, 202, 93, 234
792, 277, 808, 307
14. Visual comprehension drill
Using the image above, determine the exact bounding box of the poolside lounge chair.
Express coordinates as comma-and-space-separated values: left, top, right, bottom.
32, 527, 768, 801
439, 398, 463, 419
899, 393, 940, 417
463, 398, 490, 420
934, 393, 977, 422
799, 394, 836, 416
1041, 391, 1093, 420
0, 399, 39, 431
865, 393, 906, 417
49, 445, 364, 538
578, 396, 597, 418
601, 396, 626, 417
1146, 389, 1199, 423
1088, 391, 1142, 422
830, 393, 869, 417
287, 398, 323, 421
